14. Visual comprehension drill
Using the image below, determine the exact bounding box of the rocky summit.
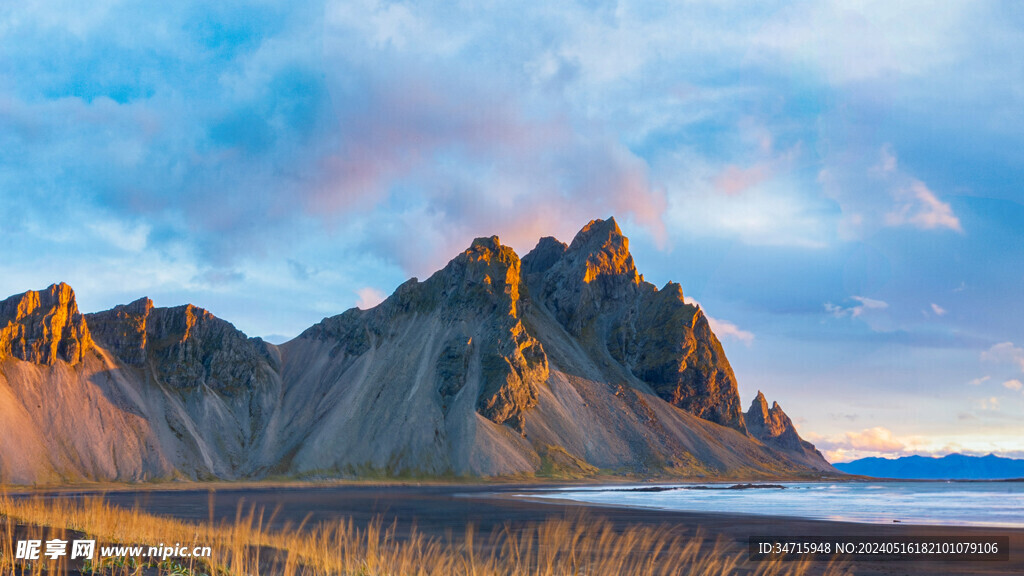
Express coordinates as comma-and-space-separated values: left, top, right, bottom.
0, 218, 835, 484
0, 282, 92, 365
745, 391, 826, 468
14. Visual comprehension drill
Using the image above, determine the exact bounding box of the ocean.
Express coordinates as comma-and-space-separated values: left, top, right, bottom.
522, 481, 1024, 528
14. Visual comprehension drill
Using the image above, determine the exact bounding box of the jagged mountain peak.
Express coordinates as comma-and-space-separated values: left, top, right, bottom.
751, 390, 769, 411
747, 394, 788, 436
408, 233, 526, 316
521, 220, 749, 432
124, 296, 155, 314
87, 299, 276, 392
0, 282, 92, 365
570, 217, 623, 249
461, 235, 520, 278
563, 217, 639, 285
468, 234, 504, 250
745, 393, 821, 459
85, 296, 154, 365
660, 281, 685, 300
522, 236, 568, 278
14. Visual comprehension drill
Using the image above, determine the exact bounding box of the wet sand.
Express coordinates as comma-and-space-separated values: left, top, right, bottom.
31, 483, 1024, 575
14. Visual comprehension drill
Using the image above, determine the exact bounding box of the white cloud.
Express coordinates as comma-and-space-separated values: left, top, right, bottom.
754, 1, 974, 84
820, 145, 963, 239
977, 397, 1000, 411
707, 318, 755, 345
1003, 379, 1023, 392
885, 180, 963, 232
981, 342, 1024, 372
825, 296, 888, 318
683, 297, 754, 345
877, 144, 898, 174
661, 127, 832, 250
86, 219, 151, 253
930, 303, 947, 316
355, 287, 386, 310
967, 376, 990, 386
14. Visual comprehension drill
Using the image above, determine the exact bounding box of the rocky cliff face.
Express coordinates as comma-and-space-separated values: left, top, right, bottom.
0, 218, 834, 483
88, 299, 279, 394
524, 218, 746, 431
0, 283, 92, 365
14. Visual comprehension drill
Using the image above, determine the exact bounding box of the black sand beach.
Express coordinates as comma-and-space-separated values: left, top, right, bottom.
25, 483, 1022, 576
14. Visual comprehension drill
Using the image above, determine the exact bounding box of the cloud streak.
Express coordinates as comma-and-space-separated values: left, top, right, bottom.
825, 296, 888, 319
886, 181, 963, 232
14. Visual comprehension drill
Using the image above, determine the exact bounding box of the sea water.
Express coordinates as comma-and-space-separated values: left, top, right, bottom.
523, 482, 1024, 527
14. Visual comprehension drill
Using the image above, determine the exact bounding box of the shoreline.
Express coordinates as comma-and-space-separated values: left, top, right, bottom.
0, 474, 845, 494
4, 481, 1021, 575
10, 471, 1020, 495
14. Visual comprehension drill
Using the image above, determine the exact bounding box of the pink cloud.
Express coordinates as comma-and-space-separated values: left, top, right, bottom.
355, 287, 386, 310
844, 427, 905, 452
300, 69, 669, 276
885, 180, 962, 232
713, 163, 772, 196
811, 426, 907, 462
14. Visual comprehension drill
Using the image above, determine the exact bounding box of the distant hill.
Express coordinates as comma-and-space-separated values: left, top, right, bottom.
834, 454, 1024, 479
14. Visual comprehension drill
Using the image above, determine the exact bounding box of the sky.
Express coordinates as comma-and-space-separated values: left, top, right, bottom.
2, 1, 1023, 462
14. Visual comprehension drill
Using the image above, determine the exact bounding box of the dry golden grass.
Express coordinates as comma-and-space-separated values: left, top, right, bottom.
0, 492, 851, 576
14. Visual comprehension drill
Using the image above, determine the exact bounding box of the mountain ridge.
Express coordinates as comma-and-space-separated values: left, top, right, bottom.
0, 217, 835, 484
834, 453, 1024, 479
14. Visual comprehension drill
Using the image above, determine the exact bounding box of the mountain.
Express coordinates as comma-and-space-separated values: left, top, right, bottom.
0, 218, 834, 484
834, 454, 1024, 480
745, 391, 825, 468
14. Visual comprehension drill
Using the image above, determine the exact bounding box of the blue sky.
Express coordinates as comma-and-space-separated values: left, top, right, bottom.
2, 0, 1023, 461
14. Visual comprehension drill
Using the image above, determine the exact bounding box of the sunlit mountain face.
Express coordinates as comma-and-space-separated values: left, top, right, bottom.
1, 2, 1022, 461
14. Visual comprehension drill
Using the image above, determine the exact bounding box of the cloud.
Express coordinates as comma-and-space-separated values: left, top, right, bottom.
683, 296, 754, 345
885, 180, 963, 232
754, 2, 976, 84
820, 145, 963, 239
810, 426, 908, 462
877, 144, 899, 174
843, 427, 906, 452
981, 342, 1024, 372
1003, 379, 1023, 392
825, 296, 888, 318
967, 376, 990, 386
713, 163, 773, 197
0, 0, 673, 282
977, 397, 1000, 411
355, 287, 386, 310
930, 303, 947, 316
707, 318, 755, 345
